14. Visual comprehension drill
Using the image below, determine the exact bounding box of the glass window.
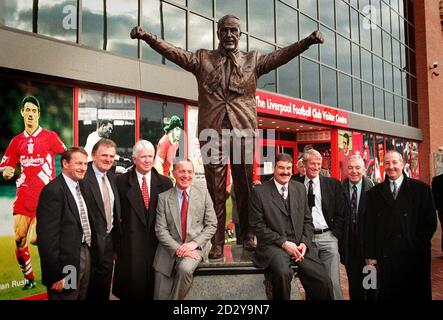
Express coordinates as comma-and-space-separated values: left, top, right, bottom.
299, 0, 318, 19
402, 70, 408, 97
359, 0, 370, 10
250, 38, 276, 92
320, 26, 336, 67
352, 43, 361, 77
338, 73, 352, 111
359, 13, 371, 50
399, 17, 405, 43
281, 0, 298, 8
394, 95, 403, 124
350, 8, 360, 42
393, 67, 402, 95
321, 66, 338, 108
372, 25, 382, 57
384, 61, 393, 91
361, 48, 373, 83
409, 74, 417, 101
249, 0, 275, 43
362, 83, 374, 116
381, 1, 391, 33
279, 58, 300, 98
301, 58, 320, 103
82, 0, 104, 50
400, 43, 407, 70
373, 55, 383, 87
403, 99, 409, 125
385, 92, 394, 121
391, 9, 399, 40
163, 3, 186, 67
391, 0, 399, 12
398, 0, 404, 17
78, 89, 136, 163
319, 0, 335, 29
409, 50, 416, 76
216, 0, 247, 22
1, 0, 33, 32
392, 39, 401, 67
189, 0, 213, 17
335, 0, 351, 38
141, 0, 162, 64
374, 87, 384, 119
337, 35, 351, 74
36, 0, 77, 42
407, 21, 415, 49
169, 0, 186, 5
382, 30, 392, 61
106, 1, 138, 57
139, 98, 185, 175
189, 14, 213, 52
353, 79, 362, 113
299, 14, 319, 60
277, 2, 298, 46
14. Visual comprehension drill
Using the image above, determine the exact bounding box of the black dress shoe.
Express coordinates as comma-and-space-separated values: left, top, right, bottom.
242, 238, 257, 251
208, 246, 223, 260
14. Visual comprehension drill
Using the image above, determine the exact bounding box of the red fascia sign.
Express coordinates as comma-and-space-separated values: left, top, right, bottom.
255, 90, 349, 127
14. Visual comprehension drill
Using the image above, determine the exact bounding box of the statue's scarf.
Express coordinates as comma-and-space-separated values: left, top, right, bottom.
202, 44, 245, 95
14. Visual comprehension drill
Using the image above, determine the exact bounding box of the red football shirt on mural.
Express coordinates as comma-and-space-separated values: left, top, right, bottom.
0, 127, 65, 217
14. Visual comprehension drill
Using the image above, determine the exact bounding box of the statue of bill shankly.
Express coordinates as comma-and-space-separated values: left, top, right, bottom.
130, 15, 324, 260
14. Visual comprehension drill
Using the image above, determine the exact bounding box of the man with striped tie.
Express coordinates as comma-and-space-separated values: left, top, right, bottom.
37, 147, 92, 300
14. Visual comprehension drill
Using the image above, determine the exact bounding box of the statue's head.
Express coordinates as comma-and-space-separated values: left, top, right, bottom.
217, 15, 241, 52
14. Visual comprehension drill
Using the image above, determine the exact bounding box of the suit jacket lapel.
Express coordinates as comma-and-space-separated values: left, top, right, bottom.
320, 177, 329, 218
85, 166, 107, 222
380, 178, 395, 207
108, 173, 121, 221
168, 188, 182, 239
60, 175, 82, 228
288, 182, 300, 230
126, 169, 147, 226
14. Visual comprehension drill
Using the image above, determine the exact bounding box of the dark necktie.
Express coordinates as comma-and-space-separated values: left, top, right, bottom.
141, 176, 150, 209
308, 180, 315, 209
75, 183, 91, 246
181, 190, 189, 242
392, 181, 398, 200
351, 184, 358, 233
281, 186, 289, 210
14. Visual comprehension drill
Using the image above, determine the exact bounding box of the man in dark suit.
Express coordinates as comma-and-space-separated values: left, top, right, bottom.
112, 140, 173, 300
80, 138, 121, 300
431, 173, 443, 251
37, 147, 92, 300
293, 149, 346, 300
249, 153, 333, 300
364, 150, 437, 300
341, 155, 374, 300
153, 159, 217, 299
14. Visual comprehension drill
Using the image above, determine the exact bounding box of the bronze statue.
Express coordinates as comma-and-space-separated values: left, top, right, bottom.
130, 15, 324, 259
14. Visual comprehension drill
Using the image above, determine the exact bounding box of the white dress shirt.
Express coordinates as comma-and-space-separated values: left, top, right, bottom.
303, 175, 329, 229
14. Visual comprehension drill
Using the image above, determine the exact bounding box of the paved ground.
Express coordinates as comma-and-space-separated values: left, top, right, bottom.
297, 225, 443, 300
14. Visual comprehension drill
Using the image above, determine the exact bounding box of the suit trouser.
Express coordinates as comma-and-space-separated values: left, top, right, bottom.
345, 232, 366, 300
266, 248, 333, 300
200, 128, 255, 249
153, 256, 202, 300
312, 231, 343, 300
87, 234, 113, 300
47, 243, 91, 300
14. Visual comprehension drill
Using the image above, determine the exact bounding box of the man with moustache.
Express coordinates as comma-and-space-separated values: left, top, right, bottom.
112, 140, 172, 300
249, 153, 332, 300
1, 95, 65, 290
81, 138, 121, 300
37, 147, 92, 300
293, 149, 346, 300
341, 155, 374, 300
153, 159, 217, 300
130, 15, 324, 258
364, 150, 436, 300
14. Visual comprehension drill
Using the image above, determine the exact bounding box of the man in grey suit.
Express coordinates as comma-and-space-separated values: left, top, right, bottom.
153, 159, 217, 300
249, 153, 333, 300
